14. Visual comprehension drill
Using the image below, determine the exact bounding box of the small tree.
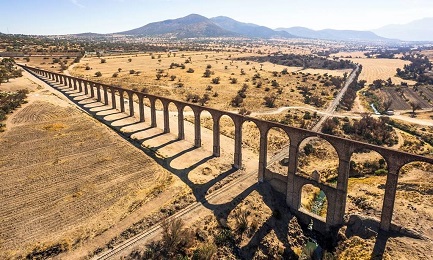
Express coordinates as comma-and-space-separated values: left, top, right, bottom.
203, 69, 212, 78
95, 71, 102, 77
381, 98, 393, 113
264, 95, 277, 108
156, 73, 162, 80
212, 77, 220, 84
231, 95, 244, 107
409, 101, 421, 117
128, 58, 132, 62
199, 94, 210, 106
100, 58, 106, 64
304, 143, 315, 156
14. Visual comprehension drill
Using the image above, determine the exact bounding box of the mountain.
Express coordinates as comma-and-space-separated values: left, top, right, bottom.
276, 27, 388, 41
73, 32, 104, 37
210, 16, 294, 39
373, 17, 433, 41
117, 14, 237, 38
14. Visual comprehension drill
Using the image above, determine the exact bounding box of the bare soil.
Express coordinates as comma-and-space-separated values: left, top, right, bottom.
0, 75, 174, 259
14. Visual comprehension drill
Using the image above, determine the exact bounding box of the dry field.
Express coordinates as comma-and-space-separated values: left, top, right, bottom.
0, 86, 174, 258
421, 50, 433, 62
349, 58, 415, 85
18, 55, 75, 71
69, 51, 348, 112
331, 51, 367, 59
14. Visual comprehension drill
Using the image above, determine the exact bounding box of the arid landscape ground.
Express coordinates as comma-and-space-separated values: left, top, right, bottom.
1, 28, 433, 260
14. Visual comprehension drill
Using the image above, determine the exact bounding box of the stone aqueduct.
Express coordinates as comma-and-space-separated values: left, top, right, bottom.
23, 65, 433, 233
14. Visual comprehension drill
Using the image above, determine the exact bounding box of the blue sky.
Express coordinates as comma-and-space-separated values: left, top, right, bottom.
2, 0, 433, 35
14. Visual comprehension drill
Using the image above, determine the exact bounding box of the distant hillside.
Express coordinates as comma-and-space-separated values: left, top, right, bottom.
276, 27, 389, 41
373, 17, 433, 41
73, 32, 104, 37
118, 14, 237, 38
211, 16, 294, 39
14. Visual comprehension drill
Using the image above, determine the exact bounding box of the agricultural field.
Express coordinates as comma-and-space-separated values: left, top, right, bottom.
349, 58, 415, 85
21, 55, 77, 71
331, 51, 367, 59
421, 50, 433, 61
0, 85, 175, 259
366, 86, 433, 111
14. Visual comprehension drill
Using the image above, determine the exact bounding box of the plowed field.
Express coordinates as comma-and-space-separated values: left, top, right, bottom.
0, 101, 171, 259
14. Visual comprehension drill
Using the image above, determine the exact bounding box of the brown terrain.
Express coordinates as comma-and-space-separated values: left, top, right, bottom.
1, 44, 433, 260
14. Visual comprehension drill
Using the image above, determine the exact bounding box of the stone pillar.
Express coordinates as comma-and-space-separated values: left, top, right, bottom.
138, 94, 145, 122
90, 82, 94, 97
68, 77, 72, 88
150, 98, 157, 127
380, 164, 401, 231
81, 81, 86, 94
55, 74, 59, 83
258, 128, 268, 182
63, 76, 68, 86
327, 149, 352, 227
127, 91, 134, 116
177, 106, 185, 140
111, 87, 117, 109
286, 136, 302, 209
80, 80, 90, 95
194, 110, 201, 148
96, 84, 101, 102
163, 102, 170, 133
212, 116, 220, 157
233, 118, 243, 169
73, 78, 77, 90
102, 86, 109, 105
59, 75, 63, 84
119, 90, 125, 112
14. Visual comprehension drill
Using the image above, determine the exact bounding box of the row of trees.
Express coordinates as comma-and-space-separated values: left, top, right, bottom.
240, 53, 357, 70
0, 58, 23, 85
0, 89, 28, 131
397, 53, 433, 84
322, 114, 397, 146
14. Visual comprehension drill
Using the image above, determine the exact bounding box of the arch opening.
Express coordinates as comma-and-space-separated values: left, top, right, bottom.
218, 115, 236, 168
266, 127, 290, 177
346, 148, 388, 219
296, 137, 339, 187
240, 119, 260, 171
392, 161, 433, 232
300, 184, 328, 219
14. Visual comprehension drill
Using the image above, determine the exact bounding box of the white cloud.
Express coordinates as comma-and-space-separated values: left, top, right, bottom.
70, 0, 84, 8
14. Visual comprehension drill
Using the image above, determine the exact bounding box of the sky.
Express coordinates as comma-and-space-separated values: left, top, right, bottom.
2, 0, 433, 35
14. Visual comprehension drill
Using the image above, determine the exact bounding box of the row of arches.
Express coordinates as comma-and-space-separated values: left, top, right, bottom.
25, 65, 433, 232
